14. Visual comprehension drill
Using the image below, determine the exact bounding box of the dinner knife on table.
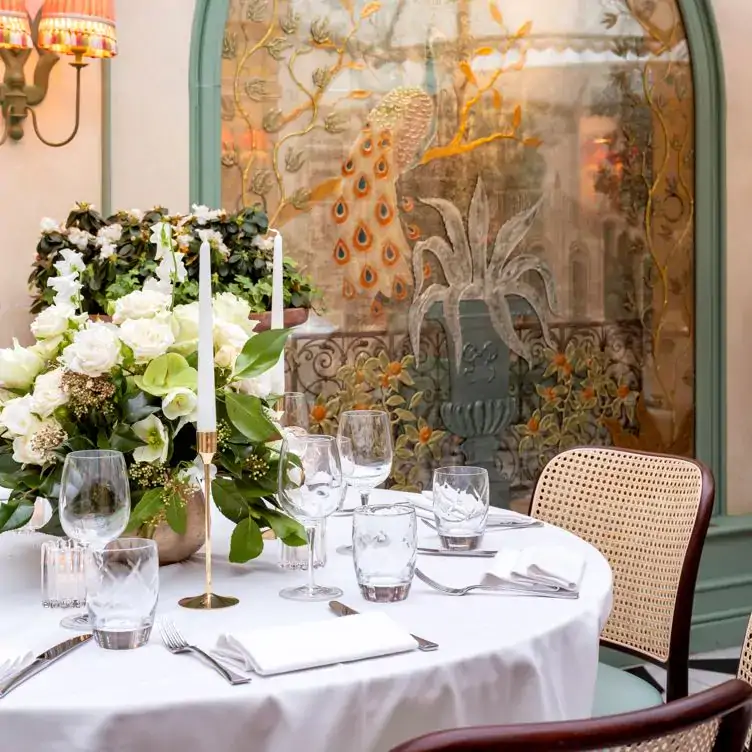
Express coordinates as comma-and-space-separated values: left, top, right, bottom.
0, 634, 92, 699
417, 547, 497, 558
329, 601, 439, 652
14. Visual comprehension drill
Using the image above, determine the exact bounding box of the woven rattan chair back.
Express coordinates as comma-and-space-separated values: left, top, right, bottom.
529, 447, 714, 698
736, 613, 752, 747
390, 680, 752, 752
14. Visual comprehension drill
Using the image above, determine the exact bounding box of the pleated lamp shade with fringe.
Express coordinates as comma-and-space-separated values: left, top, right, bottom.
37, 0, 117, 59
0, 0, 32, 50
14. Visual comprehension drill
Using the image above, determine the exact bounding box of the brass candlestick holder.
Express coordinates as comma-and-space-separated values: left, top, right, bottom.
179, 431, 239, 610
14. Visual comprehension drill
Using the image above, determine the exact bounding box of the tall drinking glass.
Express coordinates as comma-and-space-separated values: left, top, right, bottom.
277, 435, 346, 601
336, 411, 393, 555
58, 450, 131, 630
280, 392, 310, 437
432, 466, 490, 551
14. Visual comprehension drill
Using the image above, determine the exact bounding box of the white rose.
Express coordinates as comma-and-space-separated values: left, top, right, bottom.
13, 435, 46, 466
61, 323, 122, 377
31, 306, 72, 339
30, 335, 64, 363
162, 388, 197, 421
213, 320, 248, 369
170, 302, 199, 355
235, 370, 274, 399
119, 316, 175, 363
0, 340, 44, 390
112, 289, 172, 324
32, 369, 68, 418
213, 292, 257, 335
1, 396, 40, 437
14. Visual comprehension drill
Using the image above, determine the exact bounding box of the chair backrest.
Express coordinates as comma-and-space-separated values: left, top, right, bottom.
390, 679, 752, 752
529, 447, 714, 680
736, 613, 752, 747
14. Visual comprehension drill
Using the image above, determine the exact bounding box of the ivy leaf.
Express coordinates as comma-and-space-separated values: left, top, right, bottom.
225, 392, 280, 443
127, 488, 163, 531
165, 491, 188, 535
230, 517, 264, 562
233, 328, 291, 381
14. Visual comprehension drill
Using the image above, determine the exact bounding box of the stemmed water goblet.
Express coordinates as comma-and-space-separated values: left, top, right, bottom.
335, 410, 393, 554
58, 450, 131, 630
279, 392, 310, 438
277, 434, 346, 600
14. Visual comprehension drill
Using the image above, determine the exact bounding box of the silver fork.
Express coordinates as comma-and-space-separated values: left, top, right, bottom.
159, 620, 252, 685
415, 568, 579, 599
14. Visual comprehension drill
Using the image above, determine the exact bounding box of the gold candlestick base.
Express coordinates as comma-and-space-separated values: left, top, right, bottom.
179, 430, 240, 610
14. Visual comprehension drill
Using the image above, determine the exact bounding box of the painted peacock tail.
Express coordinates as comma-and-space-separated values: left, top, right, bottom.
332, 88, 433, 315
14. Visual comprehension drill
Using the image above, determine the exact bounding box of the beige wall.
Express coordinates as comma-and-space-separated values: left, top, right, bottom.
0, 0, 748, 512
0, 3, 101, 344
713, 0, 752, 514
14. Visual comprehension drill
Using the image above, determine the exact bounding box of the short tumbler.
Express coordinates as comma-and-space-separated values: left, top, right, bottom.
87, 538, 159, 650
352, 503, 417, 602
432, 466, 490, 550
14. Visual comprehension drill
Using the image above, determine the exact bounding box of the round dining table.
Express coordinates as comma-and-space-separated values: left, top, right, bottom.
0, 489, 612, 752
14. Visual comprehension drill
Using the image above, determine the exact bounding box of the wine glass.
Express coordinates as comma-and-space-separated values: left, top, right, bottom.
58, 450, 131, 630
280, 392, 309, 438
337, 410, 393, 507
277, 435, 346, 601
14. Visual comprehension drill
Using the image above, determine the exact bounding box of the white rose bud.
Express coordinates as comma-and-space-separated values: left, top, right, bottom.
31, 306, 73, 339
61, 323, 122, 377
0, 339, 44, 390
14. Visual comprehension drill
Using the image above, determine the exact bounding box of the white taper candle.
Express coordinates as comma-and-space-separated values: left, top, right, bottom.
270, 230, 286, 394
197, 239, 217, 431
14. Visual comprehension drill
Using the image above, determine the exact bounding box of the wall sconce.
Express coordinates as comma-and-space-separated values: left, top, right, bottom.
0, 0, 117, 147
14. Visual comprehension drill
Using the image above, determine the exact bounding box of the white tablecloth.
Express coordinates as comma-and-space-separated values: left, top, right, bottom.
0, 489, 612, 752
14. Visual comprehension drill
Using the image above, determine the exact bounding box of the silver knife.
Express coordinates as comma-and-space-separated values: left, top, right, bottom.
418, 547, 497, 558
328, 601, 439, 652
0, 634, 92, 699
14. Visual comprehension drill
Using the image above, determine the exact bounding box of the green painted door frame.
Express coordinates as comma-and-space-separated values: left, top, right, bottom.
189, 0, 727, 512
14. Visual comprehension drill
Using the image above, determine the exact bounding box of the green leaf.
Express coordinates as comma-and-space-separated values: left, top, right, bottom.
124, 391, 160, 422
225, 392, 280, 443
230, 516, 264, 562
38, 509, 64, 536
165, 492, 187, 535
110, 424, 143, 453
394, 408, 416, 422
127, 488, 164, 531
260, 508, 306, 546
385, 394, 406, 407
0, 499, 34, 532
233, 328, 291, 380
0, 453, 21, 489
134, 353, 198, 397
212, 477, 249, 522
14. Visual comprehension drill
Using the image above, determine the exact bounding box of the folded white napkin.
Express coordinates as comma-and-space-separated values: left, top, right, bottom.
417, 492, 529, 523
214, 612, 417, 676
484, 546, 585, 593
0, 650, 34, 684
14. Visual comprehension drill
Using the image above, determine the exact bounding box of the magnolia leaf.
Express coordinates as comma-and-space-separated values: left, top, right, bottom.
233, 328, 290, 380
261, 508, 306, 546
213, 477, 249, 522
127, 489, 164, 531
492, 89, 503, 110
110, 424, 143, 453
225, 392, 280, 443
134, 354, 197, 397
0, 498, 34, 532
230, 517, 264, 562
165, 492, 188, 535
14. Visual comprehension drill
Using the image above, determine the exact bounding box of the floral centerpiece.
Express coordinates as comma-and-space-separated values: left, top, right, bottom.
29, 202, 318, 317
0, 239, 306, 563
